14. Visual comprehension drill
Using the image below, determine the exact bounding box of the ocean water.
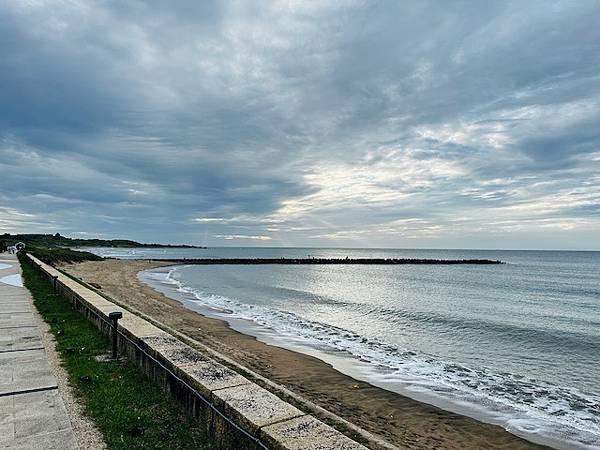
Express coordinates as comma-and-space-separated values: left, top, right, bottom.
90, 247, 600, 449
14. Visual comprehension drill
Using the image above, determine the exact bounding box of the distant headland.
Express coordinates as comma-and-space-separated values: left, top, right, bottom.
0, 233, 205, 249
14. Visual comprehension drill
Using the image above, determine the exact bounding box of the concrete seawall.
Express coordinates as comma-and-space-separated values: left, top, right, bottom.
25, 254, 372, 450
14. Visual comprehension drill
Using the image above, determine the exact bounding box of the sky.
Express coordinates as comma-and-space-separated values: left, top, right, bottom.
1, 1, 599, 249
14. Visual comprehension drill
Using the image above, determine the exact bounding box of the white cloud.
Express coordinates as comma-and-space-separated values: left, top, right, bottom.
214, 234, 272, 241
194, 217, 228, 223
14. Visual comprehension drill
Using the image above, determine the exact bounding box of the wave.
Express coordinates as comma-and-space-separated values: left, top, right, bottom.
144, 266, 600, 450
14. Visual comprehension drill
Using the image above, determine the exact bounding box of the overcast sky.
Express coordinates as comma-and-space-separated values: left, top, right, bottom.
1, 1, 599, 249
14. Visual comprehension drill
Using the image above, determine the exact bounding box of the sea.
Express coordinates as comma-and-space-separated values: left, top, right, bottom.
87, 247, 600, 449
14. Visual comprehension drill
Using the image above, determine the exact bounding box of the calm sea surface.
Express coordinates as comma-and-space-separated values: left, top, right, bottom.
89, 247, 600, 449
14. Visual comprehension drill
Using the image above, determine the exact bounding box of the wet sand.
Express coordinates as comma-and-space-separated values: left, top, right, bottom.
63, 259, 549, 450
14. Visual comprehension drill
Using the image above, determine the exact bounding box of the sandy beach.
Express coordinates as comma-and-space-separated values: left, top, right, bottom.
63, 259, 549, 450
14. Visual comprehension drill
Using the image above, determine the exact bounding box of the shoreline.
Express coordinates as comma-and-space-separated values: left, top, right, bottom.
62, 259, 550, 450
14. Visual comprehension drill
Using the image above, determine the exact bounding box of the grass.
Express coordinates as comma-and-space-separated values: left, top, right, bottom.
18, 254, 211, 450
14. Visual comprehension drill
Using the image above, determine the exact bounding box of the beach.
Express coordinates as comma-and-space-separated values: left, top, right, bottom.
62, 259, 549, 450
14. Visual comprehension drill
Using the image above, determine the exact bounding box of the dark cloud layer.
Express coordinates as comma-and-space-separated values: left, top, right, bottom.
1, 1, 599, 249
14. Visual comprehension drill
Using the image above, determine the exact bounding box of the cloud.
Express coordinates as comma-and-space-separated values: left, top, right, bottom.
194, 218, 229, 223
214, 234, 272, 241
1, 1, 599, 249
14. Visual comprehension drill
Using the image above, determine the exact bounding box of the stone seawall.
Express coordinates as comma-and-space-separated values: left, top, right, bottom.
25, 254, 372, 450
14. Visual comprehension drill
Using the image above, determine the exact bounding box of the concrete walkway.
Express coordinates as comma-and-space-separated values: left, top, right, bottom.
0, 253, 78, 449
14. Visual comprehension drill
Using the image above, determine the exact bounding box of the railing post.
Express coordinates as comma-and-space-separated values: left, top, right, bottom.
109, 311, 123, 359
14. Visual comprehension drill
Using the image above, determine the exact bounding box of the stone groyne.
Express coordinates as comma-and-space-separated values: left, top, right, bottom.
25, 253, 377, 450
148, 257, 503, 265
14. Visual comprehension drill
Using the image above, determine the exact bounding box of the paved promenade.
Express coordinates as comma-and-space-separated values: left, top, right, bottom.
0, 253, 78, 449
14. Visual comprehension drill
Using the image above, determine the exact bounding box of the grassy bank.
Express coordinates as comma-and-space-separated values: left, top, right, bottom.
27, 246, 104, 264
19, 254, 211, 450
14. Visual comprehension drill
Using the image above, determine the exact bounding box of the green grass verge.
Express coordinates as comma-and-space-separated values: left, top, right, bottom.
19, 254, 211, 450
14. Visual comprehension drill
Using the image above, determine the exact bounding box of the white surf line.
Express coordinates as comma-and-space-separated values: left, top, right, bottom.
0, 274, 23, 287
0, 263, 13, 270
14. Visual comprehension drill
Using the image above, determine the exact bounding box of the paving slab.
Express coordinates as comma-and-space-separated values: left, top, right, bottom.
0, 294, 30, 302
0, 301, 31, 314
0, 429, 78, 450
0, 326, 43, 353
0, 349, 57, 396
0, 284, 24, 296
0, 313, 36, 329
0, 302, 31, 311
0, 390, 78, 449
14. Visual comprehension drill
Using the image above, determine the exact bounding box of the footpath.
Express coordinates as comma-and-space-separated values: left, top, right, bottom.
0, 252, 78, 449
